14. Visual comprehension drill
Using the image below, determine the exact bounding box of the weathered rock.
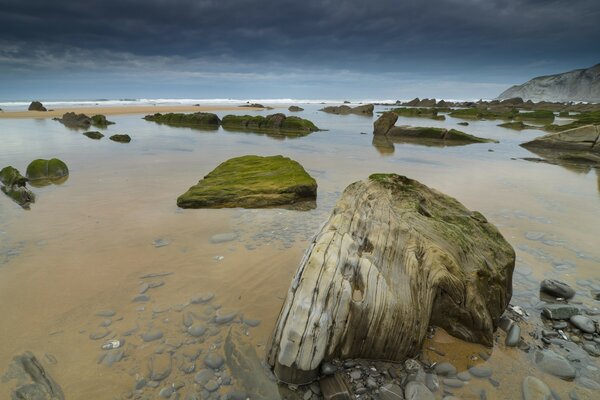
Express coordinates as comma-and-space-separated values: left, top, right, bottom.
404, 382, 435, 400
177, 155, 317, 209
28, 101, 47, 111
541, 304, 580, 320
56, 112, 92, 128
521, 125, 600, 153
468, 365, 492, 378
498, 121, 536, 130
267, 174, 515, 383
389, 107, 446, 121
570, 315, 595, 333
540, 279, 576, 299
83, 131, 104, 140
522, 376, 552, 400
144, 112, 221, 129
1, 185, 35, 207
148, 353, 172, 381
91, 114, 114, 127
320, 373, 351, 399
0, 166, 28, 187
221, 113, 319, 136
288, 106, 304, 112
320, 104, 374, 115
505, 324, 521, 347
109, 134, 131, 143
434, 362, 457, 377
379, 383, 404, 400
534, 349, 576, 381
2, 351, 64, 399
373, 112, 398, 136
224, 328, 281, 399
25, 159, 69, 184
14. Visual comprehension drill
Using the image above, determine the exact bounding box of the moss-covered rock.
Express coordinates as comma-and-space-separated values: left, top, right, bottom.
83, 131, 104, 140
545, 111, 600, 132
515, 110, 555, 123
388, 107, 446, 120
0, 166, 28, 187
288, 105, 304, 112
386, 126, 496, 144
56, 112, 92, 129
449, 107, 517, 120
91, 114, 115, 127
498, 121, 536, 130
1, 186, 35, 208
373, 112, 398, 136
143, 112, 221, 129
109, 134, 131, 143
26, 159, 69, 183
320, 104, 374, 115
177, 155, 317, 209
221, 113, 319, 136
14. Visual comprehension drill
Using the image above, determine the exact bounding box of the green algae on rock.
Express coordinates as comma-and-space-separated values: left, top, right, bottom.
0, 166, 28, 187
221, 113, 319, 136
515, 110, 555, 123
25, 158, 69, 184
498, 121, 537, 130
177, 155, 317, 209
388, 107, 446, 120
143, 112, 221, 129
83, 131, 104, 140
91, 114, 115, 127
109, 134, 131, 143
320, 104, 374, 115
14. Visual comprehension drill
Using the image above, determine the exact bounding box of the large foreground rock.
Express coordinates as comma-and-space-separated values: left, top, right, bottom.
521, 125, 600, 153
177, 155, 317, 209
267, 174, 515, 383
26, 158, 69, 184
0, 166, 35, 207
320, 104, 374, 115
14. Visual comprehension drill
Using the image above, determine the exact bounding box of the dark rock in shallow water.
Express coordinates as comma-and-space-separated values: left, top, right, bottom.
143, 112, 220, 129
83, 131, 104, 140
267, 174, 515, 384
177, 155, 317, 209
320, 104, 374, 115
540, 279, 576, 299
505, 324, 521, 347
221, 113, 319, 136
56, 112, 92, 128
288, 105, 304, 112
1, 185, 35, 208
0, 166, 28, 187
570, 315, 596, 333
468, 365, 493, 378
534, 349, 576, 381
522, 376, 552, 400
3, 351, 64, 399
434, 362, 457, 377
542, 305, 580, 320
90, 114, 114, 127
142, 330, 163, 342
109, 134, 131, 143
25, 158, 69, 185
148, 353, 172, 381
203, 353, 225, 370
28, 101, 47, 111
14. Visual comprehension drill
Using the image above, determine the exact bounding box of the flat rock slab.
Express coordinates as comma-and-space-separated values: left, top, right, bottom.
522, 125, 600, 153
267, 174, 515, 383
177, 155, 317, 209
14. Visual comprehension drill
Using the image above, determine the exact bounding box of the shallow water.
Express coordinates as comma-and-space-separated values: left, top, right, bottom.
0, 105, 599, 399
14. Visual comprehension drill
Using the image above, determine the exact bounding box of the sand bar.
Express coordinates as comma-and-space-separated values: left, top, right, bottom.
0, 105, 271, 119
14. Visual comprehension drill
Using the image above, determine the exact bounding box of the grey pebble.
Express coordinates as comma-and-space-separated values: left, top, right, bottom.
188, 324, 207, 337
142, 330, 164, 342
204, 353, 224, 370
96, 309, 116, 317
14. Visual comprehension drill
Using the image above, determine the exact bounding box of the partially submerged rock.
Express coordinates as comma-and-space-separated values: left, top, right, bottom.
267, 174, 515, 383
0, 166, 28, 187
373, 113, 496, 145
28, 101, 47, 111
91, 114, 115, 127
177, 155, 317, 209
26, 158, 69, 185
320, 104, 374, 115
143, 112, 221, 129
498, 121, 536, 130
521, 125, 600, 153
221, 113, 319, 136
388, 107, 446, 120
288, 105, 304, 112
83, 131, 104, 140
56, 112, 92, 129
109, 134, 131, 143
0, 166, 35, 207
2, 351, 64, 399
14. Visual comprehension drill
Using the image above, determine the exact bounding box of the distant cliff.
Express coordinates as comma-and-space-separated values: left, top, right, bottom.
497, 64, 600, 103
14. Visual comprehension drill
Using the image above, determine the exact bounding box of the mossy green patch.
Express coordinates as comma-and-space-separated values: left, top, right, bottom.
515, 110, 555, 123
26, 158, 69, 183
389, 107, 446, 120
177, 155, 317, 209
91, 115, 115, 127
386, 126, 496, 144
144, 112, 221, 129
221, 113, 319, 136
449, 108, 517, 120
498, 121, 536, 130
545, 111, 600, 132
109, 134, 131, 143
83, 131, 104, 140
0, 166, 28, 187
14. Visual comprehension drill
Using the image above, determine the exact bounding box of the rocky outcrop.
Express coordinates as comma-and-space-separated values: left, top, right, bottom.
497, 64, 600, 103
0, 166, 28, 187
26, 158, 69, 185
109, 134, 131, 143
498, 121, 536, 130
288, 105, 304, 112
83, 131, 104, 140
521, 125, 600, 153
0, 166, 34, 207
373, 113, 496, 145
221, 113, 319, 136
177, 155, 317, 209
143, 112, 221, 129
28, 101, 47, 111
55, 112, 92, 129
2, 351, 64, 399
267, 174, 515, 384
320, 104, 374, 115
91, 114, 115, 127
388, 107, 446, 121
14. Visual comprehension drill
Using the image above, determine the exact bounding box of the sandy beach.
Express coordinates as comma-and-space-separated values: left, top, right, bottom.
0, 105, 270, 119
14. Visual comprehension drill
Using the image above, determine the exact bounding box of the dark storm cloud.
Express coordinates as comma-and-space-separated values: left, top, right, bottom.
0, 0, 598, 99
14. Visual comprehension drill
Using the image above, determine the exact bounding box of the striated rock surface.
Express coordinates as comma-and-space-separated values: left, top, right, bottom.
267, 174, 515, 384
320, 104, 374, 115
497, 63, 600, 103
521, 125, 600, 153
177, 155, 317, 209
28, 101, 47, 111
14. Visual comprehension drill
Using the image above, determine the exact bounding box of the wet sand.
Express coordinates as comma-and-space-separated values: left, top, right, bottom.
0, 105, 269, 119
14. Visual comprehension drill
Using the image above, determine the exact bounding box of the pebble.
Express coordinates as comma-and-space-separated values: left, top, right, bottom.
148, 353, 172, 381
350, 370, 362, 380
132, 294, 150, 302
425, 373, 439, 392
405, 381, 435, 400
203, 353, 224, 370
583, 343, 600, 357
570, 315, 596, 333
542, 305, 580, 320
321, 362, 337, 375
522, 376, 552, 400
534, 349, 576, 380
159, 386, 174, 398
435, 362, 457, 377
579, 376, 600, 390
540, 279, 575, 299
134, 378, 146, 390
443, 378, 465, 388
89, 330, 111, 340
142, 330, 164, 342
210, 233, 238, 244
505, 324, 521, 347
96, 309, 116, 317
204, 379, 220, 392
241, 317, 261, 327
153, 239, 170, 248
215, 310, 238, 324
187, 324, 207, 337
190, 293, 214, 304
194, 369, 215, 385
456, 371, 471, 381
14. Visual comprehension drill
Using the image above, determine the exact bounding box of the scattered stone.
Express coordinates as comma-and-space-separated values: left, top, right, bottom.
204, 353, 225, 370
320, 374, 352, 399
205, 379, 220, 392
541, 305, 580, 320
83, 131, 104, 140
142, 330, 164, 342
320, 104, 374, 115
534, 349, 576, 381
109, 134, 131, 143
541, 279, 576, 299
133, 294, 150, 302
443, 378, 465, 388
522, 376, 552, 400
435, 362, 457, 377
28, 101, 47, 111
159, 386, 174, 398
506, 324, 521, 347
96, 309, 116, 317
148, 353, 172, 381
583, 343, 600, 357
187, 324, 207, 337
190, 292, 214, 304
89, 330, 111, 340
288, 106, 304, 112
215, 310, 238, 324
570, 315, 596, 333
405, 381, 435, 400
321, 362, 337, 375
56, 112, 92, 128
91, 114, 114, 127
210, 233, 238, 244
468, 365, 493, 378
456, 371, 471, 381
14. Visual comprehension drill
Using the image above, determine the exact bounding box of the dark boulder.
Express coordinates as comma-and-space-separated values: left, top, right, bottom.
288, 105, 304, 112
28, 101, 47, 111
83, 131, 104, 140
109, 134, 131, 143
56, 112, 92, 129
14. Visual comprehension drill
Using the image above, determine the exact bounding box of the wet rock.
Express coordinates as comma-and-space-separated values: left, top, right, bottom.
177, 155, 317, 209
582, 343, 600, 357
541, 279, 576, 299
522, 376, 552, 400
26, 158, 69, 184
3, 351, 64, 400
203, 353, 224, 370
144, 112, 220, 128
134, 378, 146, 390
109, 134, 131, 143
468, 365, 493, 378
321, 362, 337, 375
204, 379, 220, 392
142, 330, 164, 342
534, 349, 576, 381
91, 114, 114, 127
188, 324, 207, 337
542, 305, 580, 320
99, 349, 124, 366
56, 112, 92, 128
505, 324, 521, 347
215, 310, 238, 324
194, 369, 215, 385
579, 376, 600, 390
83, 131, 104, 140
0, 166, 28, 187
1, 184, 35, 207
28, 101, 47, 111
288, 106, 304, 112
267, 174, 515, 383
96, 309, 116, 317
159, 386, 174, 398
133, 294, 150, 302
241, 316, 261, 327
435, 362, 457, 377
456, 371, 471, 381
521, 125, 600, 153
89, 330, 111, 340
320, 104, 374, 115
443, 378, 465, 388
570, 315, 596, 333
405, 381, 435, 400
210, 233, 238, 244
148, 353, 172, 381
190, 292, 214, 304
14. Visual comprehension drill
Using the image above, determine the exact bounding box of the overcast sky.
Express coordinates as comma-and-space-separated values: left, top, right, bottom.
1, 0, 599, 101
